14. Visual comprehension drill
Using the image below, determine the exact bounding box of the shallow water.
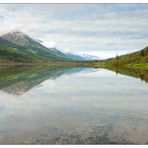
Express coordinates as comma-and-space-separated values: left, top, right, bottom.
0, 66, 148, 144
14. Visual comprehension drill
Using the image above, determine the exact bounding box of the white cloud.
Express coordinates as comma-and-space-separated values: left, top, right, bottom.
42, 40, 56, 48
0, 4, 148, 58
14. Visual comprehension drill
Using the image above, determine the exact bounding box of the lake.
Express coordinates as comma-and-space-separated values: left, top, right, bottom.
0, 66, 148, 144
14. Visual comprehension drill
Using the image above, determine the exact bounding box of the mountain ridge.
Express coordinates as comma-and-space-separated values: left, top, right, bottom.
0, 31, 91, 63
1, 31, 31, 46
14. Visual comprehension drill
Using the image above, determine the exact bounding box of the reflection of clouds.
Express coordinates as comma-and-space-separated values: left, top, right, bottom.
59, 68, 98, 77
36, 79, 57, 90
0, 104, 5, 111
0, 69, 148, 144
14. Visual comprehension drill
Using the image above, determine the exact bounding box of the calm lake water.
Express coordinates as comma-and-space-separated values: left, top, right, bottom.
0, 66, 148, 144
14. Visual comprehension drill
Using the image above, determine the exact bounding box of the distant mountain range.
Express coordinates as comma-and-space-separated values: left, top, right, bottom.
0, 31, 99, 63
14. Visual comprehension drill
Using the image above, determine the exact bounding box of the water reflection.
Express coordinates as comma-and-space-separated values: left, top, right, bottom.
106, 66, 148, 83
0, 66, 148, 144
0, 66, 147, 96
0, 66, 89, 95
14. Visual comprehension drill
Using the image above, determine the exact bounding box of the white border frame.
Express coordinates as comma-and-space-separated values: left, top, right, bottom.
0, 0, 148, 3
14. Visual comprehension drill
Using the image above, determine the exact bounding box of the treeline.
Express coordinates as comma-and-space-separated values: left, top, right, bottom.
102, 46, 148, 68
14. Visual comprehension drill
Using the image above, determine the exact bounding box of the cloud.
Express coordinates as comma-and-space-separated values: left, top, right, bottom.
0, 4, 148, 58
42, 40, 56, 48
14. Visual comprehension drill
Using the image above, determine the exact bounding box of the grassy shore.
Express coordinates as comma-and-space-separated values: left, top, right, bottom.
0, 61, 97, 68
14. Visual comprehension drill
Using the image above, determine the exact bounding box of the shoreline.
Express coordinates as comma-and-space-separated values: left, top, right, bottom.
0, 61, 97, 67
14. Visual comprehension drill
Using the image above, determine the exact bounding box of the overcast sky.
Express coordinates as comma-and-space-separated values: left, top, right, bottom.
0, 4, 148, 58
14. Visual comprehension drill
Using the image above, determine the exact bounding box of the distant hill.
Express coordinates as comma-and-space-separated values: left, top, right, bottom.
105, 46, 148, 66
92, 46, 148, 71
0, 31, 90, 63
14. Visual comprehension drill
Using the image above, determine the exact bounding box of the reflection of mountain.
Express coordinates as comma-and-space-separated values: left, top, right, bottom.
0, 66, 85, 95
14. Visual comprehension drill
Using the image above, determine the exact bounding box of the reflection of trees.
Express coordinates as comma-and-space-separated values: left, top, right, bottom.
0, 64, 147, 95
106, 66, 148, 83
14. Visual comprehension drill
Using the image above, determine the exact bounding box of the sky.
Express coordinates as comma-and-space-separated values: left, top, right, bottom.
0, 4, 148, 59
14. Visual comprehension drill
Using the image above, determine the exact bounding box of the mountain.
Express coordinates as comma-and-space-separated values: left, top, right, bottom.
0, 31, 94, 63
2, 31, 31, 46
54, 49, 100, 61
1, 31, 73, 62
80, 54, 100, 60
55, 50, 86, 61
